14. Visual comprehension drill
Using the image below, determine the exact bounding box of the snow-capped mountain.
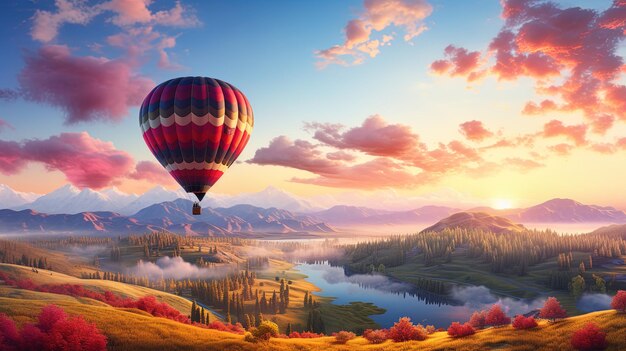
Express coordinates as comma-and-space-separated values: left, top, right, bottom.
202, 186, 321, 213
2, 184, 318, 215
119, 186, 186, 215
0, 184, 41, 208
12, 184, 137, 214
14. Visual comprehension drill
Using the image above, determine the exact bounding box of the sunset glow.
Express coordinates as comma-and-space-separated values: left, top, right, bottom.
0, 0, 623, 211
492, 199, 514, 210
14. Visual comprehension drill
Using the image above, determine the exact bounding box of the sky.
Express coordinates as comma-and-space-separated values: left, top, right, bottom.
0, 0, 624, 210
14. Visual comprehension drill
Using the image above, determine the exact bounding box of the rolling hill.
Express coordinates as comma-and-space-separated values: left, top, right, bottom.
421, 212, 527, 233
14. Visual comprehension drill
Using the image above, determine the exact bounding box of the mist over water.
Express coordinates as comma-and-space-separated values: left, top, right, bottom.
316, 265, 413, 293
296, 262, 544, 328
128, 256, 236, 280
577, 293, 613, 312
449, 285, 545, 316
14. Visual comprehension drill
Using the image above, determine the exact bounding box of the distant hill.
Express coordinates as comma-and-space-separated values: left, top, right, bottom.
421, 212, 526, 233
0, 199, 333, 236
506, 198, 626, 223
313, 205, 460, 225
589, 223, 626, 238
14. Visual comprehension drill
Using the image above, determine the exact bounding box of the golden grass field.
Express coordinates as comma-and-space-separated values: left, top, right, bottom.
0, 263, 220, 321
1, 263, 625, 350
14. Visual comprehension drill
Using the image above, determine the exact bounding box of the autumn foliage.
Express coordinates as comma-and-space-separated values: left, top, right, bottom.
571, 323, 608, 351
363, 329, 389, 344
611, 290, 626, 312
202, 321, 245, 334
468, 310, 487, 329
0, 271, 247, 334
512, 315, 538, 330
333, 331, 356, 344
447, 322, 475, 338
485, 305, 510, 327
539, 297, 567, 322
0, 304, 107, 351
387, 317, 427, 342
288, 331, 324, 338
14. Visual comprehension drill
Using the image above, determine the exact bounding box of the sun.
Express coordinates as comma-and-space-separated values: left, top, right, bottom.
492, 199, 514, 210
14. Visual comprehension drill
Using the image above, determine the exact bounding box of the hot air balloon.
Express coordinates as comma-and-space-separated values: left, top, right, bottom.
139, 77, 253, 215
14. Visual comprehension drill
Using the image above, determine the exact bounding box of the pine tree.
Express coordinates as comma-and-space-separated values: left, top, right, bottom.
191, 300, 197, 323
286, 322, 292, 336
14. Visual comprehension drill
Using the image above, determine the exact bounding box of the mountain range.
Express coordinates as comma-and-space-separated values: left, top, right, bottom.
2, 183, 626, 236
3, 184, 319, 215
0, 199, 333, 236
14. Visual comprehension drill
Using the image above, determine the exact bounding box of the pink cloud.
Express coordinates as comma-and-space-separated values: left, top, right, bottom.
293, 158, 434, 189
326, 151, 357, 162
249, 136, 341, 174
102, 0, 200, 27
589, 143, 617, 154
430, 45, 484, 81
18, 45, 153, 124
0, 132, 134, 189
458, 120, 493, 142
432, 0, 625, 135
522, 99, 558, 115
31, 0, 97, 43
316, 0, 433, 67
31, 0, 200, 43
409, 140, 482, 173
0, 140, 27, 175
249, 113, 554, 189
101, 0, 153, 26
249, 134, 437, 189
542, 120, 587, 146
308, 115, 420, 157
549, 143, 574, 156
129, 160, 175, 185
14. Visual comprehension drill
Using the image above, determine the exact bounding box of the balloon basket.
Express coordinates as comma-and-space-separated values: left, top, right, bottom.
192, 202, 201, 215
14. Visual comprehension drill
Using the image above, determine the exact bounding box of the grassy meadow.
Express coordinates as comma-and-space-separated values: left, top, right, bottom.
0, 273, 624, 351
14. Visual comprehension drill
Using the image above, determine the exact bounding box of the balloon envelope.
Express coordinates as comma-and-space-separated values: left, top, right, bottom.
139, 77, 253, 201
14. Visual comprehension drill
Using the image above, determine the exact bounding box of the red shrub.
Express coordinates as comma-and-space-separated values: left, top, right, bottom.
539, 297, 567, 322
447, 322, 475, 338
37, 305, 67, 332
571, 323, 608, 351
288, 331, 324, 338
44, 314, 107, 351
512, 315, 538, 330
19, 324, 46, 351
468, 310, 487, 329
363, 329, 389, 344
0, 313, 20, 348
388, 317, 427, 342
611, 290, 626, 312
0, 272, 190, 325
206, 321, 245, 334
485, 305, 510, 327
0, 305, 107, 351
333, 331, 355, 344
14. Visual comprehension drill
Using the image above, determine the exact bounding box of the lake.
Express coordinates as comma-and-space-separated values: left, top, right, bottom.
296, 262, 543, 329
